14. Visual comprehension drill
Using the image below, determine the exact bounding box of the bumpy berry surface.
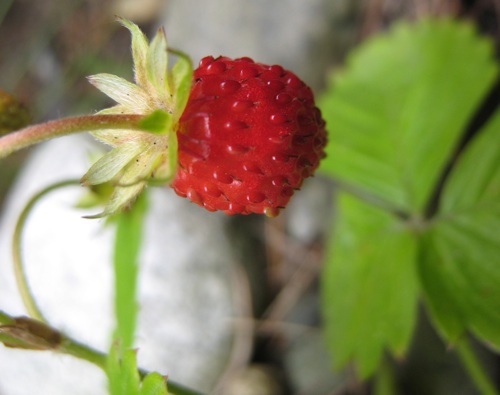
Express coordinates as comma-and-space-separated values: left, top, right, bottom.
171, 56, 327, 216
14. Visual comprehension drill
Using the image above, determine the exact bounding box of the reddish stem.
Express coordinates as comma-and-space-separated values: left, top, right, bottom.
0, 114, 145, 158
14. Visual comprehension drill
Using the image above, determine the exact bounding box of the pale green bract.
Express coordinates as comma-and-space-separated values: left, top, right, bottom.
81, 17, 193, 217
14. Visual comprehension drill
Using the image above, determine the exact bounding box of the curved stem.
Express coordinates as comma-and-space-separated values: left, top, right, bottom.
455, 337, 498, 395
0, 114, 145, 158
12, 180, 82, 322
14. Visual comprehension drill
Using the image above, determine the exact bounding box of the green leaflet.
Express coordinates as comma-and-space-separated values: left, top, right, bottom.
321, 192, 418, 378
319, 17, 499, 378
318, 18, 498, 215
419, 109, 500, 349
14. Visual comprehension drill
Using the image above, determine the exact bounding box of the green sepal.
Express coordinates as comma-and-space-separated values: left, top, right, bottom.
107, 342, 141, 395
80, 142, 145, 186
116, 16, 150, 90
139, 373, 168, 395
139, 110, 173, 134
106, 341, 168, 395
87, 73, 150, 113
147, 27, 170, 103
169, 49, 193, 119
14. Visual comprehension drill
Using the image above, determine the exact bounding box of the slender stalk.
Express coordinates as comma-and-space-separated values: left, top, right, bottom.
0, 310, 15, 325
60, 336, 205, 395
0, 114, 144, 158
12, 180, 82, 322
59, 335, 108, 370
0, 309, 203, 395
455, 337, 498, 395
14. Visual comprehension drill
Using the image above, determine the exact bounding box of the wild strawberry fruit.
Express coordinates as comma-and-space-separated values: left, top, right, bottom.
83, 18, 326, 217
172, 56, 327, 216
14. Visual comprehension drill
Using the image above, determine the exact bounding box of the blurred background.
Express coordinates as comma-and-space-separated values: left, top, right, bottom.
0, 1, 499, 394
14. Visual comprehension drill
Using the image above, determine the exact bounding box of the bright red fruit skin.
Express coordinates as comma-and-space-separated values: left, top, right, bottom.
171, 56, 327, 216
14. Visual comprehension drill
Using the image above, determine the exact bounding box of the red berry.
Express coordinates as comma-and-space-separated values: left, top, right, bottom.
171, 56, 327, 216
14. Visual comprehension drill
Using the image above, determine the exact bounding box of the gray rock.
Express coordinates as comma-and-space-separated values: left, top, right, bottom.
0, 135, 247, 394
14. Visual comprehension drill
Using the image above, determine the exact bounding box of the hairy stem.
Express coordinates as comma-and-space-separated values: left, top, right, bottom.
0, 114, 145, 158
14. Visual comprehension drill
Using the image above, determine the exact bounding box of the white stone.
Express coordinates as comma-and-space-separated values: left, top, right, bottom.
0, 135, 244, 394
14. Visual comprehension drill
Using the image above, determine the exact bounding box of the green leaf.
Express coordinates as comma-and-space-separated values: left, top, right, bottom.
419, 110, 500, 349
113, 192, 148, 351
321, 192, 418, 378
318, 19, 498, 214
139, 373, 168, 395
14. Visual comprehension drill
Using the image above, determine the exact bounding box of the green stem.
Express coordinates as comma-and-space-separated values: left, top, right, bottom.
374, 357, 397, 395
455, 337, 499, 395
60, 335, 108, 370
0, 310, 203, 395
0, 310, 15, 325
12, 180, 82, 322
0, 114, 145, 158
58, 336, 205, 395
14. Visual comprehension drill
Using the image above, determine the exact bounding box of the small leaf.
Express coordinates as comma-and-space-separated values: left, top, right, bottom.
139, 373, 168, 395
88, 73, 150, 112
147, 27, 170, 102
169, 50, 193, 118
117, 17, 150, 89
321, 192, 418, 378
318, 19, 498, 214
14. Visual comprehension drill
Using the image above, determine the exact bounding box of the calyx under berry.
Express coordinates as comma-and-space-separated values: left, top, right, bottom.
82, 18, 326, 217
81, 17, 192, 217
